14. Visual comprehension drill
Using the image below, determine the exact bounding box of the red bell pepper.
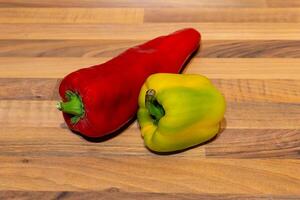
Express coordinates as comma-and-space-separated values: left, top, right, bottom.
57, 28, 201, 138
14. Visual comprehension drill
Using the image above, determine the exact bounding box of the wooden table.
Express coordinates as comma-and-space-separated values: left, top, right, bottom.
0, 1, 300, 199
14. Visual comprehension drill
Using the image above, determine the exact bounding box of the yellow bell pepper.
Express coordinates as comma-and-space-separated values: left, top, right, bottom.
137, 73, 226, 152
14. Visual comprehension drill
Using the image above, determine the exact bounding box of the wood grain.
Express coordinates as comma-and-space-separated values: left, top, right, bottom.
0, 127, 299, 158
145, 8, 300, 23
0, 156, 299, 194
206, 129, 300, 158
0, 57, 110, 78
1, 40, 300, 58
0, 78, 59, 100
0, 40, 142, 57
0, 8, 144, 24
1, 190, 299, 200
3, 8, 300, 24
1, 23, 300, 40
199, 40, 300, 58
0, 126, 155, 157
211, 79, 300, 103
226, 102, 300, 129
0, 100, 62, 127
0, 0, 268, 8
266, 0, 300, 8
1, 57, 299, 79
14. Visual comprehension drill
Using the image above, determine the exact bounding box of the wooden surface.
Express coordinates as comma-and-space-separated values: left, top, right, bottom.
0, 0, 300, 199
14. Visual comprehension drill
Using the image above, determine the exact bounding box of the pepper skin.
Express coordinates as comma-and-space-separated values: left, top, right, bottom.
57, 28, 200, 138
137, 73, 226, 152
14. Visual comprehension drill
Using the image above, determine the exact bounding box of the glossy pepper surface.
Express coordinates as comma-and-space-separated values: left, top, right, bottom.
57, 28, 201, 138
137, 73, 226, 152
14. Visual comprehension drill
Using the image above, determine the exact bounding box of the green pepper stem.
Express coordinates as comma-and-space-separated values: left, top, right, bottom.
145, 89, 165, 124
56, 91, 84, 124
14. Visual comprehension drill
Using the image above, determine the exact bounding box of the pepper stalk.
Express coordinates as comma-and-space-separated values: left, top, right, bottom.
145, 89, 165, 124
56, 91, 85, 124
